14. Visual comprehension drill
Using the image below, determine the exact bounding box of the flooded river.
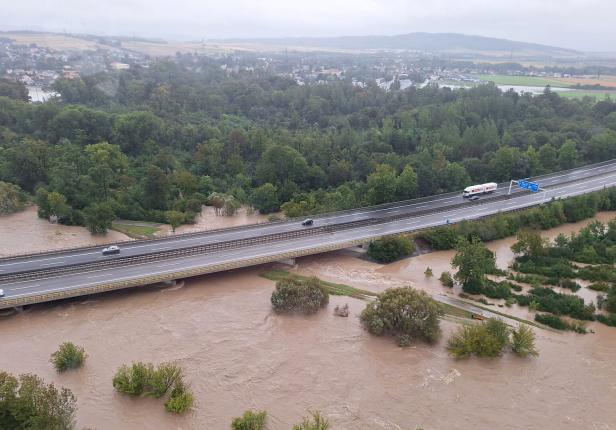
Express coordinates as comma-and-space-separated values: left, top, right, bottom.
1, 215, 616, 429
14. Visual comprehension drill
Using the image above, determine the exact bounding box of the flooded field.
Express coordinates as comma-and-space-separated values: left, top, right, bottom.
158, 205, 271, 235
1, 214, 616, 429
0, 205, 273, 257
0, 206, 130, 257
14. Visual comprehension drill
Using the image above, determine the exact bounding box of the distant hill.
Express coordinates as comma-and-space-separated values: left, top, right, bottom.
213, 32, 581, 57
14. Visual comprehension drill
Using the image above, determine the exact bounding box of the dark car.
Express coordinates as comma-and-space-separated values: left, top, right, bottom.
301, 219, 314, 226
102, 245, 121, 255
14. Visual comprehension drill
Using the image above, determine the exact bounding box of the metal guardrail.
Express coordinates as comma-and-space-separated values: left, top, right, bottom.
0, 191, 516, 283
2, 158, 615, 262
1, 183, 614, 311
0, 225, 331, 283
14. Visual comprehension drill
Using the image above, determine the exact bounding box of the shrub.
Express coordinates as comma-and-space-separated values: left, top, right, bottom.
0, 371, 77, 429
596, 313, 616, 327
292, 411, 330, 430
559, 279, 581, 292
150, 362, 183, 398
367, 235, 414, 263
112, 362, 154, 396
271, 277, 329, 314
518, 287, 596, 320
480, 280, 512, 299
112, 361, 192, 414
231, 410, 267, 430
424, 267, 433, 277
0, 181, 28, 215
50, 342, 87, 372
439, 271, 454, 288
164, 381, 194, 414
360, 287, 441, 345
588, 283, 611, 292
510, 325, 539, 357
534, 314, 569, 330
447, 318, 510, 359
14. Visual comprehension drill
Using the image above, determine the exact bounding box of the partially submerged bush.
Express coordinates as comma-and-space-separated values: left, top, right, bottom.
271, 277, 329, 314
292, 410, 330, 430
447, 318, 537, 359
231, 410, 267, 430
360, 287, 441, 345
164, 381, 194, 414
367, 235, 414, 263
112, 361, 193, 414
534, 313, 586, 333
439, 271, 454, 288
50, 342, 87, 372
511, 324, 539, 357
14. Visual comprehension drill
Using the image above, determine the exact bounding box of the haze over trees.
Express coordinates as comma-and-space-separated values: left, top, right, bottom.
1, 56, 615, 232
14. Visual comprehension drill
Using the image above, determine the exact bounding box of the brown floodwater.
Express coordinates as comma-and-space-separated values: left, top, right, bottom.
1, 215, 616, 429
0, 206, 131, 257
158, 205, 272, 236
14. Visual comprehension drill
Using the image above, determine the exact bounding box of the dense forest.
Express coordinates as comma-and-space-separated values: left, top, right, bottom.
1, 56, 616, 231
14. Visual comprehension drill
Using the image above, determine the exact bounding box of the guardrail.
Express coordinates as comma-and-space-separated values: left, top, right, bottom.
1, 183, 613, 311
2, 158, 615, 262
0, 191, 516, 283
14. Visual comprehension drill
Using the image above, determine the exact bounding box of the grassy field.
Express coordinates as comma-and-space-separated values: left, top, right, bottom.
111, 222, 159, 239
261, 269, 377, 299
477, 74, 568, 87
557, 90, 616, 100
3, 32, 114, 51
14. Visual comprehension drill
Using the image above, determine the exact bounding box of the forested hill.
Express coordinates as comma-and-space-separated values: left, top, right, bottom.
216, 32, 580, 56
1, 57, 615, 233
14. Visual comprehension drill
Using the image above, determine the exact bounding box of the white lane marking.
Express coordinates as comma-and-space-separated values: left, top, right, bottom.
86, 274, 110, 279
40, 261, 64, 266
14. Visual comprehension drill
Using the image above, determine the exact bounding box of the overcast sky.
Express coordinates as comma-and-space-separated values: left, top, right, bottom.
1, 0, 613, 51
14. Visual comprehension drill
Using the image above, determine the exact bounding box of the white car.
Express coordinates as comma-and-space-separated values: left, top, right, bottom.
102, 245, 121, 255
0, 288, 4, 297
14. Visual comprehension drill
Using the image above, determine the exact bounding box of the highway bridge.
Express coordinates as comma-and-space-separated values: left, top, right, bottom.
0, 160, 615, 310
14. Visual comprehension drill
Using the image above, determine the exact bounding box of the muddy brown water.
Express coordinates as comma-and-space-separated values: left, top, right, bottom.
1, 214, 616, 429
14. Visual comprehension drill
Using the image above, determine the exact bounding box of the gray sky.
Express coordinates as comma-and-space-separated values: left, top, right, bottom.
1, 0, 614, 51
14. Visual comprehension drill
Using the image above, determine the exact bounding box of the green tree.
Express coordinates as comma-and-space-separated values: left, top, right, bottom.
271, 277, 329, 315
47, 191, 71, 221
0, 371, 77, 429
165, 210, 184, 233
366, 164, 397, 205
83, 202, 115, 234
452, 237, 496, 294
395, 164, 418, 200
251, 183, 280, 214
558, 140, 579, 170
360, 287, 442, 345
50, 342, 87, 372
511, 230, 548, 258
84, 142, 128, 200
367, 236, 414, 263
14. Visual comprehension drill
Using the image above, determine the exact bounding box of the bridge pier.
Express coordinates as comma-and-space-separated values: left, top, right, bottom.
276, 258, 296, 267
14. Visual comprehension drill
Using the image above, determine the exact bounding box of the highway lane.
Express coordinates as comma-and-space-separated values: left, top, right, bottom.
1, 171, 614, 307
2, 159, 616, 276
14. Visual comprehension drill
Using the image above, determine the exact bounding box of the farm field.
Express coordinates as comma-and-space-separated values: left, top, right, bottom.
476, 74, 568, 87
